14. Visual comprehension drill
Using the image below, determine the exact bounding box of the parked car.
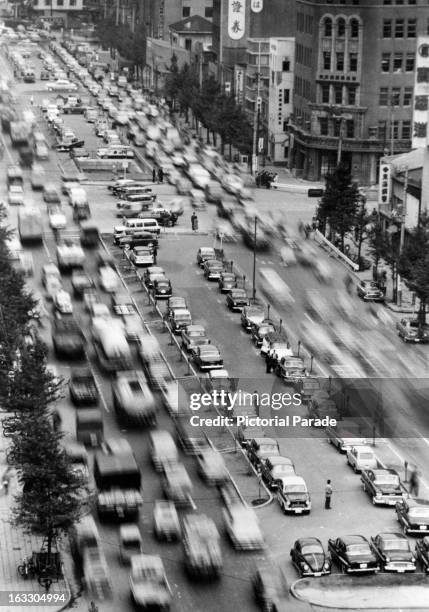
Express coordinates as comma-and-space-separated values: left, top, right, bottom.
395, 498, 429, 535
181, 325, 209, 353
197, 247, 216, 266
129, 246, 154, 267
276, 475, 311, 515
153, 278, 172, 299
218, 272, 236, 293
241, 305, 265, 332
328, 535, 380, 574
356, 280, 385, 302
203, 259, 224, 280
226, 288, 250, 312
370, 532, 416, 573
346, 445, 378, 473
290, 538, 332, 577
260, 456, 295, 489
361, 469, 405, 506
247, 438, 280, 468
193, 344, 223, 371
396, 317, 429, 343
169, 308, 192, 335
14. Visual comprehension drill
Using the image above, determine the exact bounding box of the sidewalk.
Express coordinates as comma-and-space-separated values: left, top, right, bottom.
0, 443, 71, 612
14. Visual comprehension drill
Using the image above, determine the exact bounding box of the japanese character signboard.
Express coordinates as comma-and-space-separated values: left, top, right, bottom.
251, 0, 263, 12
228, 0, 246, 40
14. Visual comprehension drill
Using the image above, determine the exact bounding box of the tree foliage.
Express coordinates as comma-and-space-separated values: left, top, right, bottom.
398, 214, 429, 323
97, 18, 146, 76
317, 163, 362, 250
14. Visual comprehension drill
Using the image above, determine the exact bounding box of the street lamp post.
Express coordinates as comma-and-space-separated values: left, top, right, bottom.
397, 166, 408, 307
252, 216, 257, 300
251, 41, 261, 175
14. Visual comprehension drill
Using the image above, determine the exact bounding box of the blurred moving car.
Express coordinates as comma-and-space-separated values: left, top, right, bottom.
223, 504, 264, 550
396, 317, 429, 343
129, 555, 172, 611
356, 280, 385, 302
196, 449, 228, 485
153, 500, 181, 541
52, 317, 85, 358
182, 514, 222, 578
162, 463, 193, 505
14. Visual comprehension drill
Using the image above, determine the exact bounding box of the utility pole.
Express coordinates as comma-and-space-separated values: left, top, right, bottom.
390, 97, 395, 156
252, 216, 257, 300
337, 117, 344, 165
397, 166, 408, 307
251, 41, 261, 175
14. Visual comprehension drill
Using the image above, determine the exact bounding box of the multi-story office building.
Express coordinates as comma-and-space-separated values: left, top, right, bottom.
289, 0, 428, 184
32, 0, 84, 24
245, 37, 294, 163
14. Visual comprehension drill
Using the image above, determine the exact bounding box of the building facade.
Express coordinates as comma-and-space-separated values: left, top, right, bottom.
32, 0, 84, 24
169, 15, 213, 52
245, 37, 294, 164
146, 0, 213, 40
290, 0, 429, 185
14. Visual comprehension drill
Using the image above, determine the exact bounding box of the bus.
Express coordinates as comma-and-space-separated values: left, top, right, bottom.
259, 267, 295, 308
18, 208, 43, 244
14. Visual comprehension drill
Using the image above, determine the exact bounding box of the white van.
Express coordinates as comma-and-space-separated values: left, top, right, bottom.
114, 218, 160, 235
149, 430, 178, 471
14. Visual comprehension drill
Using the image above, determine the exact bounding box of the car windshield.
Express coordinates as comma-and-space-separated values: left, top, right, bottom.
374, 475, 399, 486
284, 485, 306, 493
383, 539, 410, 551
347, 543, 370, 555
409, 507, 429, 519
176, 314, 191, 321
189, 330, 205, 337
260, 444, 278, 454
359, 453, 374, 460
258, 326, 274, 335
273, 465, 295, 476
302, 544, 323, 555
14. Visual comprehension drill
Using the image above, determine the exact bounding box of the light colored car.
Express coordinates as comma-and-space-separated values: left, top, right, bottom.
129, 246, 154, 267
223, 504, 264, 550
98, 265, 120, 292
347, 445, 378, 473
48, 206, 67, 230
188, 164, 211, 189
8, 185, 24, 206
153, 500, 181, 541
276, 475, 311, 514
129, 555, 172, 611
162, 462, 193, 505
222, 173, 244, 195
54, 289, 73, 314
196, 449, 228, 484
46, 79, 78, 91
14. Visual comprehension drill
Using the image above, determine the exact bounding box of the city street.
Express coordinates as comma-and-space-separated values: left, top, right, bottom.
1, 37, 429, 612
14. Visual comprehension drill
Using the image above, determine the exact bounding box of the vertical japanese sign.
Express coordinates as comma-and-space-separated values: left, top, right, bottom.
228, 0, 246, 41
251, 0, 263, 12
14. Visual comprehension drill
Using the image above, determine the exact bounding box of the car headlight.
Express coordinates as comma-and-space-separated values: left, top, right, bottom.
375, 491, 382, 498
324, 562, 330, 570
411, 557, 415, 562
302, 563, 309, 570
385, 557, 390, 562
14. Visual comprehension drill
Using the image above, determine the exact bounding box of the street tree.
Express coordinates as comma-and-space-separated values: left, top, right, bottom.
398, 214, 429, 323
317, 163, 361, 250
164, 54, 180, 110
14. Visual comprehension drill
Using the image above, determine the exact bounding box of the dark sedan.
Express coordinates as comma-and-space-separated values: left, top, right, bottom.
226, 288, 250, 312
154, 278, 172, 299
193, 345, 223, 371
52, 318, 86, 359
370, 533, 416, 573
203, 259, 224, 280
328, 535, 380, 574
396, 498, 429, 535
241, 305, 265, 332
218, 272, 237, 293
251, 322, 275, 347
415, 537, 429, 572
290, 537, 332, 577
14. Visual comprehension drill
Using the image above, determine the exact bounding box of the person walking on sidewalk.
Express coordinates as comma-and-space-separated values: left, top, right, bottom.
265, 351, 273, 374
191, 212, 198, 231
158, 167, 164, 183
325, 479, 333, 509
152, 166, 157, 183
409, 469, 419, 497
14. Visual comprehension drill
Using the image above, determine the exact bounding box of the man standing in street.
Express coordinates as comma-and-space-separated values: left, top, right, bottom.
325, 479, 333, 509
409, 469, 419, 497
265, 351, 272, 374
191, 212, 198, 231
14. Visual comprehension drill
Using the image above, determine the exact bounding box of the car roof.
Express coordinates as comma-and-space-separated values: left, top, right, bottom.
253, 437, 277, 445
186, 325, 205, 333
371, 468, 399, 476
297, 537, 323, 548
266, 456, 293, 465
342, 535, 368, 545
376, 532, 406, 541
174, 308, 191, 316
279, 475, 306, 485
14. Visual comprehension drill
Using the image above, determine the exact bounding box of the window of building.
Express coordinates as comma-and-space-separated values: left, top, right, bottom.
282, 59, 290, 71
204, 6, 213, 18
378, 121, 387, 139
350, 19, 359, 38
283, 120, 288, 132
408, 0, 416, 4
379, 87, 389, 105
347, 86, 356, 105
403, 87, 413, 105
283, 89, 290, 104
391, 87, 401, 105
392, 120, 399, 139
57, 0, 64, 5
381, 53, 391, 72
406, 53, 415, 71
323, 51, 331, 70
346, 120, 355, 138
324, 18, 332, 37
333, 119, 341, 137
396, 0, 404, 4
45, 0, 51, 5
407, 18, 417, 37
336, 52, 344, 71
352, 0, 359, 5
185, 38, 192, 51
393, 53, 403, 71
402, 120, 411, 138
321, 83, 330, 103
182, 6, 191, 17
349, 53, 358, 72
337, 18, 346, 37
383, 19, 392, 37
334, 85, 343, 104
383, 0, 392, 4
319, 117, 329, 135
395, 19, 404, 38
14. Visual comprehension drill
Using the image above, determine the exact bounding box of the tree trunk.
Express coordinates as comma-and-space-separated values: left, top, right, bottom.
229, 143, 232, 160
392, 262, 397, 302
206, 127, 210, 144
220, 138, 225, 155
213, 131, 217, 147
